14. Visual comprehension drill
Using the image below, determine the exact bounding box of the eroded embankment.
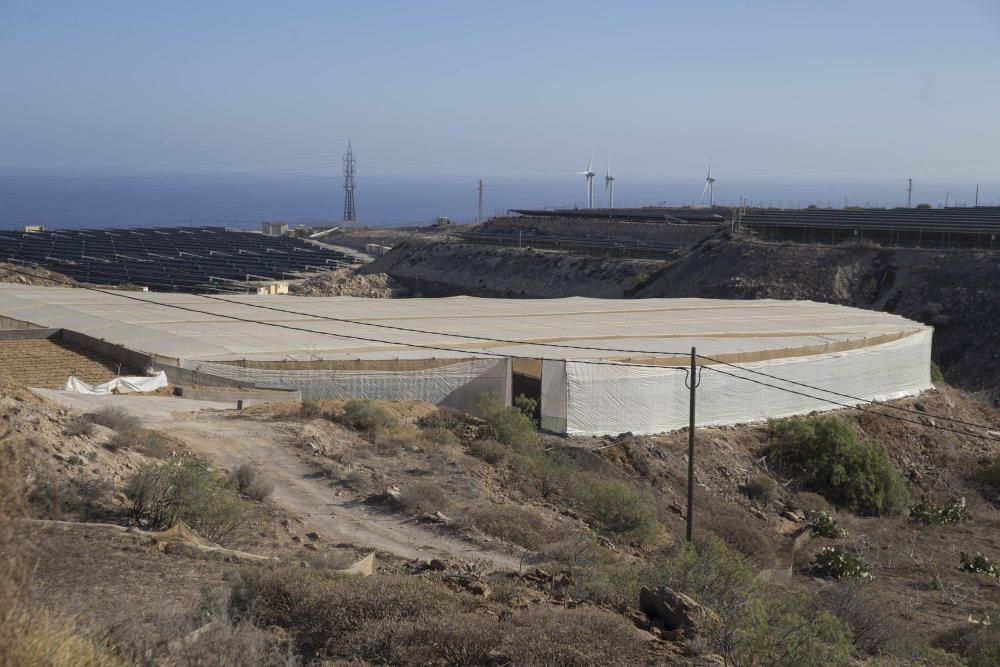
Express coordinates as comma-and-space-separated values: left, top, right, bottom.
367, 233, 1000, 395
365, 239, 663, 298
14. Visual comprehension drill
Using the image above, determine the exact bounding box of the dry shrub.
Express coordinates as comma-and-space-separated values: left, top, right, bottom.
337, 398, 398, 434
298, 400, 323, 419
418, 426, 459, 452
370, 424, 420, 455
353, 614, 504, 666
817, 582, 911, 656
469, 439, 508, 465
794, 490, 831, 515
64, 415, 95, 437
0, 433, 128, 666
83, 406, 141, 433
708, 513, 776, 567
398, 479, 450, 514
227, 464, 274, 502
105, 427, 175, 457
419, 406, 470, 430
468, 504, 550, 550
499, 607, 646, 666
28, 476, 112, 521
228, 568, 460, 660
743, 474, 779, 504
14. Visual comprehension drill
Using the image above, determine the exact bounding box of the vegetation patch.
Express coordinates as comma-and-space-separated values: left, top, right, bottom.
960, 552, 1000, 578
767, 416, 909, 516
468, 504, 550, 550
743, 473, 779, 503
910, 496, 970, 525
808, 546, 872, 581
808, 512, 847, 538
336, 398, 398, 434
124, 459, 257, 546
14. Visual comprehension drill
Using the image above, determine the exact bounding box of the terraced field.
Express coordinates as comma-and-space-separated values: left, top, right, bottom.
0, 338, 138, 388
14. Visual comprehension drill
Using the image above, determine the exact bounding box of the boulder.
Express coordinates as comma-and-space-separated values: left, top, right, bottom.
639, 586, 721, 637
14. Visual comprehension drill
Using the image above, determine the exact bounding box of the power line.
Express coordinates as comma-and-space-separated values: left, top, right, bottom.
0, 267, 685, 371
703, 365, 1000, 443
697, 352, 995, 432
2, 264, 998, 441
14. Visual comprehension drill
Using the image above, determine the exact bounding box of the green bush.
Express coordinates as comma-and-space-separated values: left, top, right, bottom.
743, 474, 779, 503
397, 480, 449, 514
808, 512, 847, 538
794, 490, 831, 515
658, 540, 854, 666
931, 361, 946, 384
124, 459, 254, 546
981, 457, 1000, 492
478, 393, 540, 454
337, 398, 397, 433
910, 496, 969, 525
808, 546, 872, 581
960, 552, 1000, 578
566, 475, 660, 546
767, 417, 909, 516
298, 400, 322, 418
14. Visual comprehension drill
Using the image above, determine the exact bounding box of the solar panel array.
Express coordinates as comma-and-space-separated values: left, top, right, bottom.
512, 207, 729, 224
741, 206, 1000, 233
0, 227, 359, 292
460, 229, 685, 257
740, 206, 1000, 248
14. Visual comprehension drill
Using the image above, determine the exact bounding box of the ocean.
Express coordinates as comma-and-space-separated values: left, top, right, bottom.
0, 170, 979, 230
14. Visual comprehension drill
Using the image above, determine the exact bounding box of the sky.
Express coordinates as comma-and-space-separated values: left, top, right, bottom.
1, 1, 999, 225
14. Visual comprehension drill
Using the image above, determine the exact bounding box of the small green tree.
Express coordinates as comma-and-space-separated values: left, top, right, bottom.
767, 417, 908, 516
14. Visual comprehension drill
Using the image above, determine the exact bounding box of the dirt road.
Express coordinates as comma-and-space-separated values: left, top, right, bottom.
157, 413, 521, 570
36, 393, 520, 569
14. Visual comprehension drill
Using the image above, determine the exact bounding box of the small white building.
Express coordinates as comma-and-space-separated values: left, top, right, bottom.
261, 221, 288, 237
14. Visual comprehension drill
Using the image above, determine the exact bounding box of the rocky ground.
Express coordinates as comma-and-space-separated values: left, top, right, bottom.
0, 261, 78, 287
289, 268, 407, 298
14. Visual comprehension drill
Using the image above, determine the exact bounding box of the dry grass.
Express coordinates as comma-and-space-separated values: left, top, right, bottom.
0, 431, 129, 666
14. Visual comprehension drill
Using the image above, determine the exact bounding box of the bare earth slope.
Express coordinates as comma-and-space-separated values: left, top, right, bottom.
367, 239, 661, 297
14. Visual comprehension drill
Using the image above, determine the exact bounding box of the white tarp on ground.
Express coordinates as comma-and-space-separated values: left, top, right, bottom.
63, 370, 168, 395
178, 358, 511, 411
556, 329, 933, 436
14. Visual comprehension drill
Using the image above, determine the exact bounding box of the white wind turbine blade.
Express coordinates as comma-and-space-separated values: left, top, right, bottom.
701, 180, 711, 200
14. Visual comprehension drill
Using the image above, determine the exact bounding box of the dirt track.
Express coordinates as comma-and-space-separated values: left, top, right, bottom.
34, 392, 520, 569
159, 415, 520, 569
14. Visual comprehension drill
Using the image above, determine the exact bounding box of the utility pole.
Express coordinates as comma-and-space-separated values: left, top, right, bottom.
907, 178, 913, 208
477, 179, 484, 224
685, 347, 701, 542
976, 184, 980, 207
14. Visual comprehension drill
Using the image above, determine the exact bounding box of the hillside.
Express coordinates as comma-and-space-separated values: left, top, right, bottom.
368, 232, 1000, 396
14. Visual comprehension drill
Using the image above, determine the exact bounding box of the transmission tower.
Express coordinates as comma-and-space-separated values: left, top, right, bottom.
343, 141, 357, 222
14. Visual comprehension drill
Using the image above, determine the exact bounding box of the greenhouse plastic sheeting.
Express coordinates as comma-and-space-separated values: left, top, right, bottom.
179, 358, 511, 410
556, 329, 932, 436
63, 370, 168, 395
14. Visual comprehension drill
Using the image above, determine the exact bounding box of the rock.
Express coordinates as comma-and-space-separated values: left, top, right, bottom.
639, 586, 721, 637
626, 608, 650, 631
428, 558, 447, 571
443, 574, 491, 598
303, 543, 318, 551
305, 531, 321, 541
419, 511, 451, 525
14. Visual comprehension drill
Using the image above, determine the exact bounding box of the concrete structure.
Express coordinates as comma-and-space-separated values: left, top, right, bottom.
261, 221, 289, 236
0, 285, 932, 435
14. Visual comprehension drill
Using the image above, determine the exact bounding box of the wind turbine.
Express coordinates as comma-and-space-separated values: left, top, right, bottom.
605, 165, 615, 208
577, 155, 596, 209
701, 162, 716, 207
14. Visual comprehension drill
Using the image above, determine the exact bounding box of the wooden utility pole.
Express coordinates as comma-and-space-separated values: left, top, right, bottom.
685, 347, 701, 542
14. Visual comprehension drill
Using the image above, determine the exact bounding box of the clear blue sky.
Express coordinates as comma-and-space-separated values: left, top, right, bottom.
1, 0, 999, 219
